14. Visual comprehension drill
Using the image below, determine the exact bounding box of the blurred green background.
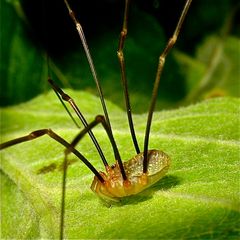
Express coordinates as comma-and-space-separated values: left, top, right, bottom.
0, 0, 239, 112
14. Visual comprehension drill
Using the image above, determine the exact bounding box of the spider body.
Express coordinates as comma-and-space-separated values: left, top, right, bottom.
91, 149, 170, 201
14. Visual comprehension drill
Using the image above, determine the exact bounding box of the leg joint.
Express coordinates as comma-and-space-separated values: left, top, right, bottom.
30, 129, 49, 138
95, 115, 105, 123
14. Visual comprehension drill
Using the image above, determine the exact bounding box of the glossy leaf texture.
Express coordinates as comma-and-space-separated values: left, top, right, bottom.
1, 91, 239, 239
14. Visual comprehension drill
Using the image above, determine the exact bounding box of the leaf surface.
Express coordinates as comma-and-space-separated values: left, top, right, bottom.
1, 91, 239, 239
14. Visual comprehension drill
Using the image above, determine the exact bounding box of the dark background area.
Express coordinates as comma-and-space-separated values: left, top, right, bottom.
0, 0, 239, 111
19, 0, 239, 56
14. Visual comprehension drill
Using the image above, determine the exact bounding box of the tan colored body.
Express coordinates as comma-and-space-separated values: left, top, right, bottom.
91, 150, 170, 201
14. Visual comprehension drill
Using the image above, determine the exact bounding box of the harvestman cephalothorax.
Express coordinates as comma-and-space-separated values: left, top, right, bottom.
0, 0, 192, 239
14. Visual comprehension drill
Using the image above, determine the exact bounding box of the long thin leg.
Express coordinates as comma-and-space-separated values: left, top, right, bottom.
60, 119, 103, 240
0, 129, 104, 240
143, 0, 192, 173
48, 78, 128, 181
0, 129, 104, 182
63, 0, 117, 146
48, 78, 109, 167
117, 0, 140, 154
60, 153, 67, 240
53, 86, 81, 129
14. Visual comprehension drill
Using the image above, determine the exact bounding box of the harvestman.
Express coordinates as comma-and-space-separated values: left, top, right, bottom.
0, 0, 192, 239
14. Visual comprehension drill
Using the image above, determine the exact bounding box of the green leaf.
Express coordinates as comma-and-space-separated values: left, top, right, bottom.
175, 35, 240, 103
1, 91, 239, 239
0, 0, 48, 106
